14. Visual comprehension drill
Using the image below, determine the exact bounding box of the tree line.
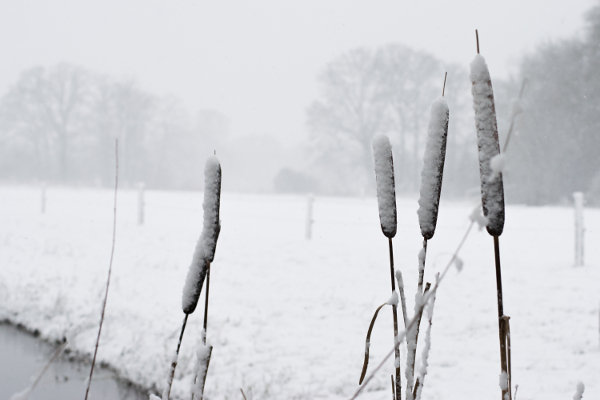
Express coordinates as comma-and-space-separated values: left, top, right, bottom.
0, 64, 228, 190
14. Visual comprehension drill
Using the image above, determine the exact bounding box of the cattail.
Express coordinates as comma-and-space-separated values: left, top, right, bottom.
471, 31, 510, 400
181, 156, 222, 314
372, 134, 397, 238
371, 134, 401, 400
168, 156, 222, 400
417, 97, 449, 240
470, 53, 505, 237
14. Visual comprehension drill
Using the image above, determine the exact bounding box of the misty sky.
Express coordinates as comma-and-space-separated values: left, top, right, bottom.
0, 0, 595, 146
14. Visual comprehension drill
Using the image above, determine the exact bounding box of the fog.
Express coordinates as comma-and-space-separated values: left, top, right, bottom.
0, 0, 598, 201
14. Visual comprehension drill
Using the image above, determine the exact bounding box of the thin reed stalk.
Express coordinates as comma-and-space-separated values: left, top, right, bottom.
203, 263, 211, 344
493, 236, 510, 400
166, 314, 189, 399
84, 139, 118, 400
388, 238, 401, 400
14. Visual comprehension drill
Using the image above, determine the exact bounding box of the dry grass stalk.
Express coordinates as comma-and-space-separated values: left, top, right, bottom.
84, 139, 118, 400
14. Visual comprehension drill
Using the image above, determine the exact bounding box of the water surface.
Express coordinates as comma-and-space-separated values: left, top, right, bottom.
0, 323, 148, 400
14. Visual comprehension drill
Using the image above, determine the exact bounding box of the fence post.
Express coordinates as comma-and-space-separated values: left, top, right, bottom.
138, 182, 145, 225
305, 194, 314, 240
573, 191, 584, 266
41, 182, 46, 214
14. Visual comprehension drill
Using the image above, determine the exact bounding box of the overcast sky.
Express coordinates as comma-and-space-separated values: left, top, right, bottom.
0, 0, 596, 145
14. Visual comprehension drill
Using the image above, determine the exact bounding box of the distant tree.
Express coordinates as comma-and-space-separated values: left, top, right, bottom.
0, 64, 91, 182
507, 4, 600, 204
306, 48, 389, 195
307, 45, 475, 196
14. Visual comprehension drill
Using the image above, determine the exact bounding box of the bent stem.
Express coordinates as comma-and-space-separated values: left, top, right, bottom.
351, 220, 475, 400
493, 236, 510, 400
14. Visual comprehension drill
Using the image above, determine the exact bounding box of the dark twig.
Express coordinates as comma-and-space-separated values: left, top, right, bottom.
494, 236, 510, 400
166, 314, 189, 399
241, 389, 248, 400
84, 139, 118, 400
442, 72, 447, 97
476, 30, 480, 54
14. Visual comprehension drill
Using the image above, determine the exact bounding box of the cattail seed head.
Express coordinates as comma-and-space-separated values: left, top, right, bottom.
417, 97, 449, 240
201, 156, 222, 262
372, 134, 397, 238
470, 54, 505, 237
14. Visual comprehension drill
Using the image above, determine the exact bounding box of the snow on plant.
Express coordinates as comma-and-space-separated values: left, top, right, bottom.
164, 156, 222, 400
372, 134, 397, 238
573, 382, 585, 400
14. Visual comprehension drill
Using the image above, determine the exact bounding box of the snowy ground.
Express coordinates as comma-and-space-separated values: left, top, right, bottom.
0, 186, 598, 400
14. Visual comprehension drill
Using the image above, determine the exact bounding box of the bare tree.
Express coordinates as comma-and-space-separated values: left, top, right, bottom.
0, 64, 90, 182
307, 48, 390, 195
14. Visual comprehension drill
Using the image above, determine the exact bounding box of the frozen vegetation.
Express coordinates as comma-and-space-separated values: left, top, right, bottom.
0, 186, 599, 399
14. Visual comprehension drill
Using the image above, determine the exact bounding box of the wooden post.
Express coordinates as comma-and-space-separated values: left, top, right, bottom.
573, 192, 584, 266
41, 182, 46, 214
305, 194, 314, 239
138, 182, 145, 225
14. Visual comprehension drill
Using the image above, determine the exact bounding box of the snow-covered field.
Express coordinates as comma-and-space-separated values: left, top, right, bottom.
0, 186, 598, 400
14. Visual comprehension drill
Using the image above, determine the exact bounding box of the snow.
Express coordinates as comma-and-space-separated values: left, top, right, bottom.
1, 187, 599, 400
470, 54, 505, 237
372, 134, 397, 238
469, 204, 489, 231
573, 382, 585, 400
387, 292, 399, 306
417, 97, 449, 240
489, 154, 506, 182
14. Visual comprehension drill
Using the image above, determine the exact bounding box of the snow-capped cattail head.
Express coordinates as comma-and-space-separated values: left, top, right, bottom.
201, 156, 222, 262
470, 54, 505, 237
417, 97, 449, 240
182, 243, 208, 314
372, 134, 397, 238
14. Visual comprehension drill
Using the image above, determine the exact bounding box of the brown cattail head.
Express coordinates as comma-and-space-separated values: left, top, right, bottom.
470, 54, 505, 236
372, 135, 397, 238
417, 97, 449, 240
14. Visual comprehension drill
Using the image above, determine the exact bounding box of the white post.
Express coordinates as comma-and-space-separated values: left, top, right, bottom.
138, 182, 145, 225
573, 191, 584, 266
41, 182, 46, 214
305, 194, 314, 240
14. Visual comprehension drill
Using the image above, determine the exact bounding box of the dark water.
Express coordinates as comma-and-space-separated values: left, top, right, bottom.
0, 323, 149, 400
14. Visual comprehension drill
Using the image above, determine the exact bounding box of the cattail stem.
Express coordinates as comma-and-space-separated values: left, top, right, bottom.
417, 240, 427, 295
203, 262, 211, 344
493, 236, 510, 400
84, 139, 118, 400
442, 72, 447, 97
388, 238, 401, 400
166, 314, 189, 399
